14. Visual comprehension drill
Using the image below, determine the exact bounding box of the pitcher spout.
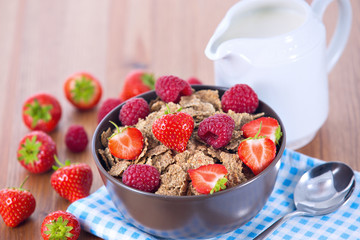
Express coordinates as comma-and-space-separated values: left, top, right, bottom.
205, 0, 256, 61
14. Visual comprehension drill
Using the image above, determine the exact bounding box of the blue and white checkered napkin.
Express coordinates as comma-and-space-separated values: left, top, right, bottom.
67, 149, 360, 240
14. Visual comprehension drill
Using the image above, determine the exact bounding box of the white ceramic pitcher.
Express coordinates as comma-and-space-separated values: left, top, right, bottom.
205, 0, 352, 149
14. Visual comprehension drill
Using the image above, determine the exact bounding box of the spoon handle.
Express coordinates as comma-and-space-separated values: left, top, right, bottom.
254, 210, 306, 240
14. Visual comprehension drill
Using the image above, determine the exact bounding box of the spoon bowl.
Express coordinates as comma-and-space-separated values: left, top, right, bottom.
255, 161, 356, 239
295, 162, 355, 216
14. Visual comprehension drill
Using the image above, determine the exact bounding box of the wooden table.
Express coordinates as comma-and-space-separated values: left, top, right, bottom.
1, 0, 359, 239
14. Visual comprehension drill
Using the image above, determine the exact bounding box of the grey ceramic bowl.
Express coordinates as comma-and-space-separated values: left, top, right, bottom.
92, 85, 286, 239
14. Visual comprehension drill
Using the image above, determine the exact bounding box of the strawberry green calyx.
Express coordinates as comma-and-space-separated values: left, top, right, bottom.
108, 121, 129, 139
25, 99, 53, 127
243, 121, 266, 142
210, 176, 228, 194
254, 121, 263, 138
164, 104, 182, 115
18, 136, 41, 165
44, 216, 74, 239
141, 73, 155, 90
71, 76, 95, 103
52, 155, 71, 171
274, 126, 282, 145
250, 120, 282, 144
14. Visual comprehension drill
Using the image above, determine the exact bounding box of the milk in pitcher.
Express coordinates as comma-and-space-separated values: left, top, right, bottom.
222, 6, 306, 39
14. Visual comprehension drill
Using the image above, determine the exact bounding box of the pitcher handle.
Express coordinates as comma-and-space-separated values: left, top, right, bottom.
311, 0, 352, 72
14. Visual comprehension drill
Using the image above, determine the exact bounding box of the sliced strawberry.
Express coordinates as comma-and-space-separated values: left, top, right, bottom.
108, 122, 144, 160
188, 164, 228, 194
241, 117, 282, 144
238, 138, 276, 175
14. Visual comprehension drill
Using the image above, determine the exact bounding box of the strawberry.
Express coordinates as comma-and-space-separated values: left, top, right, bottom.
17, 131, 57, 174
119, 70, 155, 101
152, 107, 194, 152
188, 164, 228, 194
41, 210, 80, 240
64, 72, 102, 110
51, 156, 93, 202
238, 135, 276, 175
108, 122, 144, 160
0, 177, 36, 227
22, 93, 62, 132
241, 117, 282, 144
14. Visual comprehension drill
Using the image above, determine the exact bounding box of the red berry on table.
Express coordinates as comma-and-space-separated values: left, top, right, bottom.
119, 98, 150, 126
122, 164, 160, 192
41, 210, 80, 240
241, 117, 282, 145
119, 70, 155, 101
221, 84, 258, 113
152, 107, 194, 152
197, 114, 235, 149
22, 93, 62, 132
188, 164, 228, 194
17, 131, 57, 174
51, 156, 93, 202
238, 137, 276, 175
64, 72, 102, 110
0, 177, 36, 227
65, 125, 88, 153
108, 122, 144, 160
97, 98, 123, 123
155, 75, 192, 103
187, 77, 203, 85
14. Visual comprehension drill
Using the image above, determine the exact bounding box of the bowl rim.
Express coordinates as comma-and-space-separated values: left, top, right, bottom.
92, 85, 286, 200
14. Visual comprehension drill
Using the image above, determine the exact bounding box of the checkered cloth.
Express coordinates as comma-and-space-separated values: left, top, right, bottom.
67, 149, 360, 240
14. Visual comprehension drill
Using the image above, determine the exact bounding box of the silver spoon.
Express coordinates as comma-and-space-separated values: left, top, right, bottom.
255, 162, 356, 240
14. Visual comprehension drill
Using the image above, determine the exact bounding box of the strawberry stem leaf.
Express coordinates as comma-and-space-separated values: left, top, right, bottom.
164, 104, 182, 115
109, 121, 128, 139
254, 121, 262, 138
275, 126, 282, 145
70, 76, 95, 103
52, 155, 71, 170
44, 216, 74, 239
210, 176, 228, 194
141, 73, 155, 89
109, 121, 120, 133
24, 99, 53, 128
164, 104, 171, 115
19, 176, 30, 190
18, 135, 41, 165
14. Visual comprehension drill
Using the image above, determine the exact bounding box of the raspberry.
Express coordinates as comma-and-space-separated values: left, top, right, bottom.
122, 164, 160, 192
187, 77, 203, 85
65, 125, 88, 152
197, 114, 235, 149
155, 75, 192, 103
97, 98, 122, 123
221, 84, 258, 113
119, 98, 150, 126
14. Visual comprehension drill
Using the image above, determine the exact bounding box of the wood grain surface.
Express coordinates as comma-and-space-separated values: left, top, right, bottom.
0, 0, 359, 239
